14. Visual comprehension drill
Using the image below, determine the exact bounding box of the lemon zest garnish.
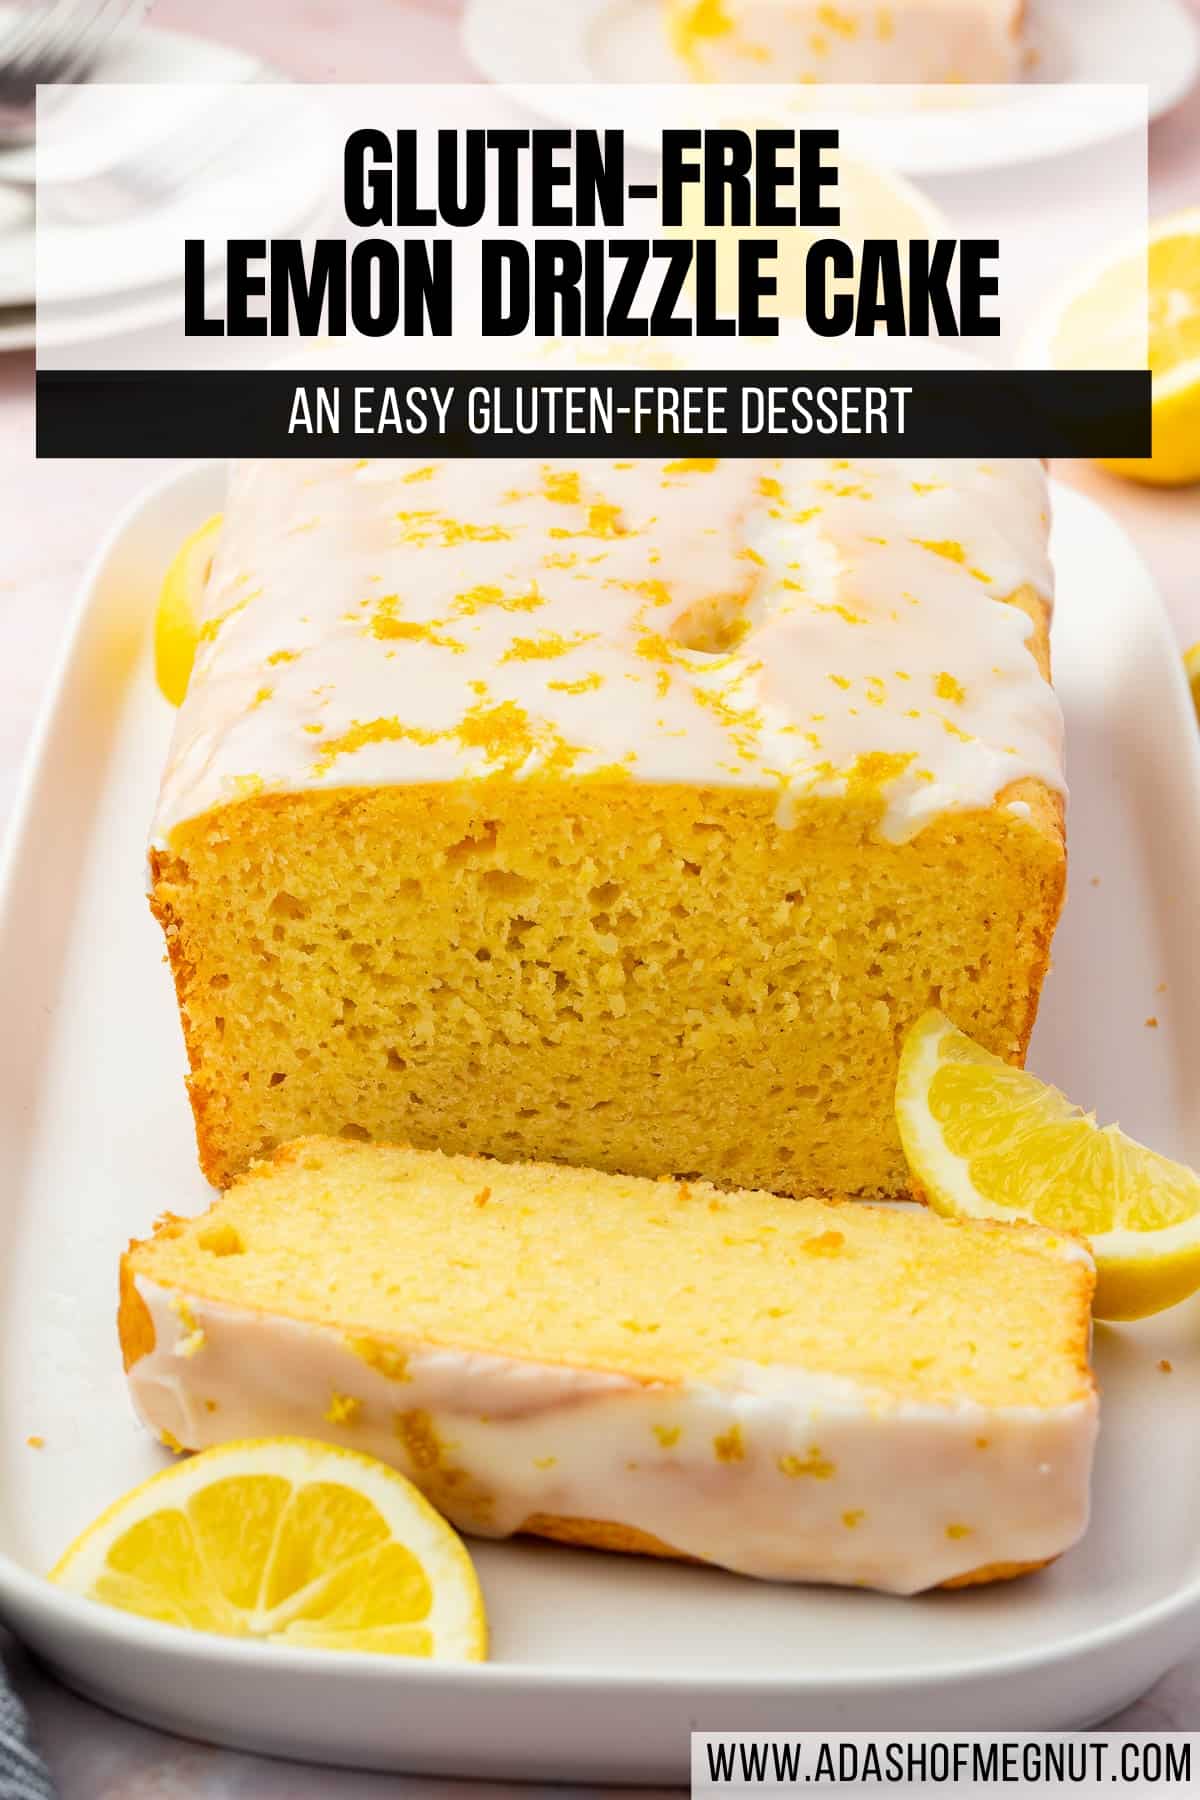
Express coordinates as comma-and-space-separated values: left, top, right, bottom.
713, 1424, 745, 1463
778, 1448, 835, 1479
325, 1392, 362, 1427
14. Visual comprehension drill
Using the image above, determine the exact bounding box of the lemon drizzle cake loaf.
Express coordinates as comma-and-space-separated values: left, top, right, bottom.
150, 454, 1064, 1198
664, 0, 1027, 85
119, 1139, 1098, 1594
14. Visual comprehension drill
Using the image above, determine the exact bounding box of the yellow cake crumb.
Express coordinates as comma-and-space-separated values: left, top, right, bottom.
197, 1221, 243, 1257
802, 1230, 845, 1257
150, 735, 1060, 1205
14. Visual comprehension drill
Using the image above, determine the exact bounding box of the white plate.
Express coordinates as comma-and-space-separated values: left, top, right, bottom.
0, 309, 33, 352
17, 280, 190, 356
0, 26, 320, 311
462, 0, 1199, 172
0, 468, 1199, 1781
33, 85, 332, 310
0, 7, 249, 186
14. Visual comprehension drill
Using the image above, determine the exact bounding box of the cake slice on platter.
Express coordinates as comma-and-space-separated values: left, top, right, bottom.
120, 1137, 1098, 1595
664, 0, 1027, 85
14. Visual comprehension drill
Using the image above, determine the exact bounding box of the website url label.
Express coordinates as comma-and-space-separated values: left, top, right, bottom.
692, 1732, 1195, 1795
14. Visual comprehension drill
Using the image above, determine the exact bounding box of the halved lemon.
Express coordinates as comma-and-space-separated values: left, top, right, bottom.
1020, 209, 1200, 487
896, 1011, 1200, 1321
155, 514, 222, 705
1186, 642, 1200, 725
50, 1438, 487, 1660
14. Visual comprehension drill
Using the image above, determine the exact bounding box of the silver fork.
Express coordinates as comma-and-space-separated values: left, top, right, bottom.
0, 0, 147, 145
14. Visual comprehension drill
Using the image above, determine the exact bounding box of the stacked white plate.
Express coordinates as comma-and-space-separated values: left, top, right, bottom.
0, 20, 328, 353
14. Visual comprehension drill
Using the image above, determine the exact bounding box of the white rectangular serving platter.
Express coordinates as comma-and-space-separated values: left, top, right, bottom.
1, 467, 1200, 1782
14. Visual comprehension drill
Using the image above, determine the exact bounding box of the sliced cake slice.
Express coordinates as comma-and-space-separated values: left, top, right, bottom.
120, 1138, 1098, 1595
665, 0, 1027, 85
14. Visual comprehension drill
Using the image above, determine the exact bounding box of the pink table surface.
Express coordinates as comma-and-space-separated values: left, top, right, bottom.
1, 2, 1199, 1793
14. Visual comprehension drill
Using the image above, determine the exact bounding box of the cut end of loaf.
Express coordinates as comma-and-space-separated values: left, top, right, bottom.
151, 779, 1064, 1198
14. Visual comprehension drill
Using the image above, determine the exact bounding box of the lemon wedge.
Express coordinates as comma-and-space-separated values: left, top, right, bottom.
1021, 209, 1200, 487
896, 1011, 1200, 1321
155, 514, 222, 705
1186, 642, 1200, 725
50, 1438, 487, 1660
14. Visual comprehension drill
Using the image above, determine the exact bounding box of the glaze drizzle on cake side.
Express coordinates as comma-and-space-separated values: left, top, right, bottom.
149, 456, 1065, 1197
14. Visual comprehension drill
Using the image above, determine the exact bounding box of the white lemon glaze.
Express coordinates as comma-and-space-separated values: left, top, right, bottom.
129, 1274, 1096, 1595
152, 455, 1062, 849
664, 0, 1025, 85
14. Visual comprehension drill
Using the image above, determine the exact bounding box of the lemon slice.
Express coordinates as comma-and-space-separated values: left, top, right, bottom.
896, 1011, 1200, 1321
50, 1438, 487, 1660
155, 514, 222, 705
1021, 209, 1200, 487
1186, 642, 1200, 725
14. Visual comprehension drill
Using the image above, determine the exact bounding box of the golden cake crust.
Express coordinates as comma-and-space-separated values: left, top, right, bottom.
516, 1513, 1051, 1589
